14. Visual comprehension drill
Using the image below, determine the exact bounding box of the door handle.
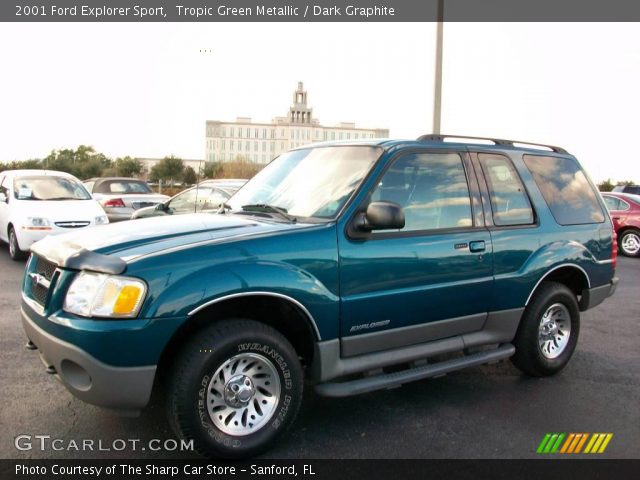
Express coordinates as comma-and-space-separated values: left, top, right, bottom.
469, 240, 486, 253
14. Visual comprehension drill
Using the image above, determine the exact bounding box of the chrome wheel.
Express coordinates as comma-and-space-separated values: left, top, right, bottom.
538, 303, 571, 359
621, 231, 640, 256
206, 352, 280, 436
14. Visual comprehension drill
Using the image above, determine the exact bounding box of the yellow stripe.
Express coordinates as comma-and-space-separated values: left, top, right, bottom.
567, 434, 582, 453
560, 433, 575, 454
598, 434, 613, 453
584, 433, 598, 453
591, 434, 606, 454
575, 433, 589, 453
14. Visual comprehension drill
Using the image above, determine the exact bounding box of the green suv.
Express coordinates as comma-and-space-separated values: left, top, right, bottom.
21, 135, 618, 457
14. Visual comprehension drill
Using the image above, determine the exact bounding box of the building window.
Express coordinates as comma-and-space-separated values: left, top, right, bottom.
238, 128, 242, 138
254, 141, 258, 151
339, 132, 343, 140
221, 140, 225, 151
271, 142, 275, 152
331, 132, 335, 140
230, 127, 234, 137
246, 141, 250, 151
347, 133, 351, 140
230, 140, 234, 151
263, 128, 267, 139
254, 128, 259, 138
222, 128, 226, 137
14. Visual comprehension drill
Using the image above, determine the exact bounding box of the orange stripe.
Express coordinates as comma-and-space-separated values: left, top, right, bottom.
575, 433, 589, 453
567, 434, 582, 453
560, 433, 575, 453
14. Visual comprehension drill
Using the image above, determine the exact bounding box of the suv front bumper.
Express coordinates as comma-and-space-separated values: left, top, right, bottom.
22, 306, 156, 414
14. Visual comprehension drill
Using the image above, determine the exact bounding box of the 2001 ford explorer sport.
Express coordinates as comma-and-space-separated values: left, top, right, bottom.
21, 135, 618, 458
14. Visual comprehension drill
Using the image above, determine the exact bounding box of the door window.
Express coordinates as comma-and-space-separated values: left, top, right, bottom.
370, 152, 473, 232
479, 153, 534, 226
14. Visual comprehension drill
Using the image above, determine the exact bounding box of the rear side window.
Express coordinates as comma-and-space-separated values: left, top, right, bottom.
523, 155, 605, 225
603, 195, 629, 211
479, 153, 534, 226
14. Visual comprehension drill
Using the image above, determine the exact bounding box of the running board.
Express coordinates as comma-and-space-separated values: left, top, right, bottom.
314, 343, 515, 398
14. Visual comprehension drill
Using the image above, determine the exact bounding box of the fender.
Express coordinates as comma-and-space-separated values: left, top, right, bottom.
142, 259, 339, 340
494, 240, 605, 310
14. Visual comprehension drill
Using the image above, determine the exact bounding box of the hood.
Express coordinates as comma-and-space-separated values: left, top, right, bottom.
31, 213, 312, 269
14, 198, 105, 221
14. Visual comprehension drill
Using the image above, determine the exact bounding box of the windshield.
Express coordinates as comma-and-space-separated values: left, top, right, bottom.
227, 146, 381, 220
13, 176, 91, 201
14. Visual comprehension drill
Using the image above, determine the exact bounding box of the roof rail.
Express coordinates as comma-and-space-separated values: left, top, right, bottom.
416, 134, 567, 154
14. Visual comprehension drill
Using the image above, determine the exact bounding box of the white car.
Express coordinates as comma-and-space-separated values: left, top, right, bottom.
0, 170, 108, 260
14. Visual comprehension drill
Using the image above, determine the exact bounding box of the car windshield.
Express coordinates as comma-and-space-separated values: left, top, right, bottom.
13, 176, 91, 201
226, 146, 381, 220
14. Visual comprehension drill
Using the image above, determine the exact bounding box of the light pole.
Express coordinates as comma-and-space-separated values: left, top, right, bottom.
432, 0, 444, 134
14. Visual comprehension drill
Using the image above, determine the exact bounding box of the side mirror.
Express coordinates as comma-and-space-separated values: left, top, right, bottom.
0, 192, 7, 203
156, 202, 168, 212
354, 201, 405, 231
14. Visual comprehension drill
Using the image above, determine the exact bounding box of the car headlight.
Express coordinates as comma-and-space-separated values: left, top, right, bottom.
94, 215, 109, 225
63, 272, 147, 318
25, 217, 51, 230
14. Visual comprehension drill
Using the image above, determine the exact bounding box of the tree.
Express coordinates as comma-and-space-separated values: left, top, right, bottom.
149, 155, 184, 185
597, 179, 615, 192
42, 145, 112, 179
115, 157, 142, 177
203, 161, 223, 179
182, 166, 198, 185
617, 180, 637, 186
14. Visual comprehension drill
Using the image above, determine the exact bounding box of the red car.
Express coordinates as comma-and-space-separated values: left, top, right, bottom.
601, 192, 640, 257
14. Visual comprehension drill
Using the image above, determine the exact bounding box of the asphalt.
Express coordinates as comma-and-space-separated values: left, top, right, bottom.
0, 248, 638, 459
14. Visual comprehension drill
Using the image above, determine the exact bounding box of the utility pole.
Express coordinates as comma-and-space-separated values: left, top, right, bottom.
432, 0, 444, 134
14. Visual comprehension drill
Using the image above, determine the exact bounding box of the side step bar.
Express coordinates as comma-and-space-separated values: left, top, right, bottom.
315, 343, 515, 398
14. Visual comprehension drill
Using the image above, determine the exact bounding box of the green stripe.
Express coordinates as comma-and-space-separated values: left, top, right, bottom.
537, 433, 552, 453
544, 434, 559, 453
550, 433, 566, 453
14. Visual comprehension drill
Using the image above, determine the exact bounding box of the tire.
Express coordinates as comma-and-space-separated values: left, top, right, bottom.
511, 282, 580, 377
8, 226, 28, 261
619, 229, 640, 257
167, 319, 303, 458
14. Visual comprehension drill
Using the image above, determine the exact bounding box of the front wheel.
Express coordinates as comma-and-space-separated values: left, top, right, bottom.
511, 282, 580, 377
167, 319, 303, 458
619, 229, 640, 257
8, 226, 28, 261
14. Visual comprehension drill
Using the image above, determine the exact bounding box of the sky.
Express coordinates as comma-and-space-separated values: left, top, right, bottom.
0, 22, 638, 183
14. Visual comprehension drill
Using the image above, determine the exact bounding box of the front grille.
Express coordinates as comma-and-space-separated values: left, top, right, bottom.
29, 255, 58, 307
32, 283, 49, 305
55, 221, 90, 228
34, 256, 57, 281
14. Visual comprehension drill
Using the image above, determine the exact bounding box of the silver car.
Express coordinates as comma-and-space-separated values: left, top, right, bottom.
83, 177, 169, 222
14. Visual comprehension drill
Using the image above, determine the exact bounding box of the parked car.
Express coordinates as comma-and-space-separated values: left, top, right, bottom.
612, 184, 640, 195
601, 191, 640, 257
83, 177, 169, 222
0, 170, 108, 260
132, 182, 233, 219
21, 135, 618, 458
204, 178, 247, 195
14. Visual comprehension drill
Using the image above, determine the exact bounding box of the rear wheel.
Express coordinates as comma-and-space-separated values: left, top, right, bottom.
511, 282, 580, 377
167, 319, 303, 458
8, 226, 28, 261
619, 229, 640, 257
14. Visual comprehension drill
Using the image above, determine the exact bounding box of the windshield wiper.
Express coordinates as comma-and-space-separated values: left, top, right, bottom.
240, 204, 297, 223
45, 197, 78, 201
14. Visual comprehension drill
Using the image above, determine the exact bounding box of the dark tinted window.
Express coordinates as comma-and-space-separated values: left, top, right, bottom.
479, 154, 534, 226
523, 155, 604, 225
371, 152, 472, 232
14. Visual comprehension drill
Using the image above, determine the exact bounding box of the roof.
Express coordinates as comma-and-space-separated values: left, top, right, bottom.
293, 134, 570, 155
0, 169, 77, 178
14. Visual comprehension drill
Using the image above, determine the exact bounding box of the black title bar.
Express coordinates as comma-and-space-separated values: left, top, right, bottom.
3, 0, 640, 22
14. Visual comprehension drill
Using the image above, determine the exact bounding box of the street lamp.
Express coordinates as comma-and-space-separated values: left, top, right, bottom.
432, 0, 444, 134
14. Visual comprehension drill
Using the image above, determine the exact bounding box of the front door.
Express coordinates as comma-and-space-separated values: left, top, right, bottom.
338, 150, 493, 356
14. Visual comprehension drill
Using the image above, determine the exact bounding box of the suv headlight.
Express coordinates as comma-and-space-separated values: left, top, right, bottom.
95, 215, 109, 225
63, 272, 147, 318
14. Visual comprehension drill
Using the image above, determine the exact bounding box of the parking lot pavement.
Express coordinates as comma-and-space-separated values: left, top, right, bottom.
0, 248, 638, 459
